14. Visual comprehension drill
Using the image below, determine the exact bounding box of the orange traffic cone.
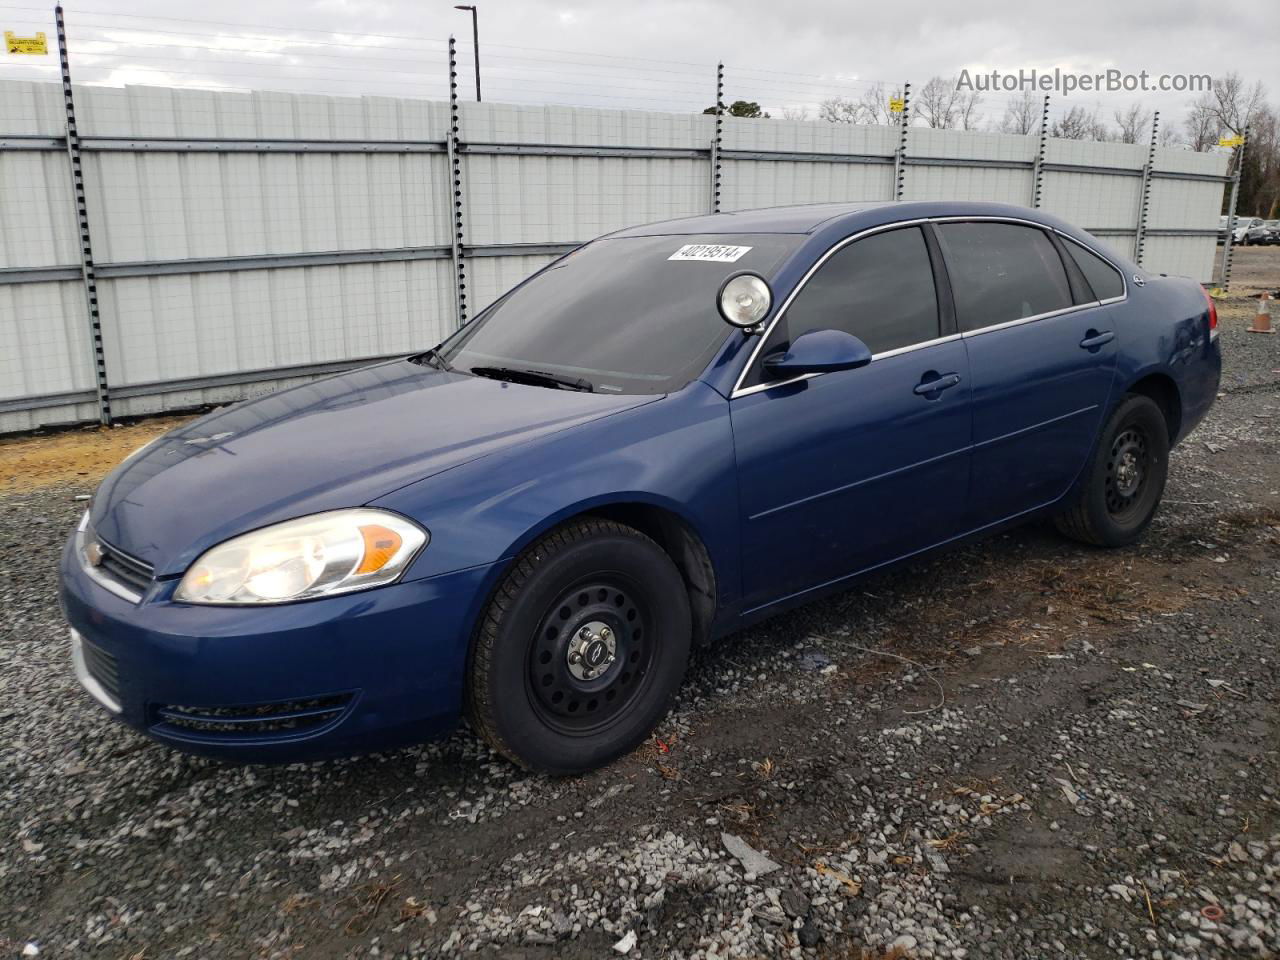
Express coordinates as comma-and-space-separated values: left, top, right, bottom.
1249, 292, 1275, 334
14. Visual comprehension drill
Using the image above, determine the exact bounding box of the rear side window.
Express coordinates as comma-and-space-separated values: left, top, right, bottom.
1064, 238, 1125, 301
937, 222, 1073, 332
778, 226, 940, 355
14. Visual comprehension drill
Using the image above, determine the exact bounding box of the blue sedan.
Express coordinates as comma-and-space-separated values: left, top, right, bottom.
59, 200, 1221, 773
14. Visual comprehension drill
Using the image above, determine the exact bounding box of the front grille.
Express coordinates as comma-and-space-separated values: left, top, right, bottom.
96, 539, 154, 593
81, 640, 121, 704
151, 694, 354, 741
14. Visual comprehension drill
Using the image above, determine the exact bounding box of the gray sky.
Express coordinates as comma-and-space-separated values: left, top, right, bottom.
1, 0, 1276, 132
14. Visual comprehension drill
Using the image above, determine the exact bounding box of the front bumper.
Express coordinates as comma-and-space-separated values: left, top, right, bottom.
58, 533, 499, 761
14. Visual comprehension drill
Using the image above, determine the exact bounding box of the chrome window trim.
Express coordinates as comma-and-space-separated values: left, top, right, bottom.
959, 303, 1094, 341
70, 629, 122, 714
872, 332, 962, 360
732, 330, 967, 398
1054, 231, 1130, 304
730, 218, 933, 399
733, 371, 820, 399
729, 215, 1128, 400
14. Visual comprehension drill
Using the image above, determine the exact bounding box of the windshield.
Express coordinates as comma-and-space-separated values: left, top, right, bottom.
435, 233, 803, 395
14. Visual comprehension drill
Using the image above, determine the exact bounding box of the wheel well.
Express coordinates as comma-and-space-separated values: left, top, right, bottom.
581, 503, 717, 646
1126, 373, 1182, 443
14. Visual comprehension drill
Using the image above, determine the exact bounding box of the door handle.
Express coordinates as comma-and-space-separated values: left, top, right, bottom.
1079, 330, 1115, 350
914, 372, 962, 396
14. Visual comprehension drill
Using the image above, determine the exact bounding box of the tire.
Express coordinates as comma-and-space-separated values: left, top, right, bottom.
466, 518, 692, 774
1055, 394, 1170, 547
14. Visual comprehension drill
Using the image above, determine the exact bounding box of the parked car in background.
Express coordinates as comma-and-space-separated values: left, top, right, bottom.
1243, 219, 1280, 245
1232, 217, 1265, 244
59, 201, 1222, 774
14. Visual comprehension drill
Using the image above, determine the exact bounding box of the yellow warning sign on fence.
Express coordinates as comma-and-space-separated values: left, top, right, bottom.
888, 96, 906, 113
1218, 134, 1245, 148
4, 31, 47, 54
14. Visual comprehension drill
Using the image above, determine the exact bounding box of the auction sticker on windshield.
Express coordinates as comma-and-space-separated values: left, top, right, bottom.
668, 244, 752, 262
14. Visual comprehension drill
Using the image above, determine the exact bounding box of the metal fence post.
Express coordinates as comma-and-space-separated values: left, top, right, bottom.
446, 35, 468, 328
1032, 94, 1050, 208
710, 62, 723, 213
1134, 111, 1160, 267
1219, 127, 1248, 292
893, 82, 911, 201
55, 4, 110, 425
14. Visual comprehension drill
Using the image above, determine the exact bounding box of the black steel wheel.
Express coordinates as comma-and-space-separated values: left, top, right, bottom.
1055, 393, 1169, 547
1104, 425, 1152, 521
466, 518, 692, 774
527, 578, 655, 733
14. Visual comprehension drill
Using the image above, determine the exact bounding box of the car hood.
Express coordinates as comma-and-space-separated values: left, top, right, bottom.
89, 359, 654, 576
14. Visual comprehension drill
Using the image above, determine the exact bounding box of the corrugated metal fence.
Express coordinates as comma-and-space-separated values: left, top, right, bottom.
0, 77, 1230, 433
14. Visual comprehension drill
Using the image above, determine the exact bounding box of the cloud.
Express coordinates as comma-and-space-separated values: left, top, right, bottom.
0, 0, 1273, 129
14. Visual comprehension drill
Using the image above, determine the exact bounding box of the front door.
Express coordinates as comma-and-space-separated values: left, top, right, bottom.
730, 225, 973, 613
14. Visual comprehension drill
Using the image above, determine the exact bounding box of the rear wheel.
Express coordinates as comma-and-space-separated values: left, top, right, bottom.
1055, 394, 1169, 547
466, 519, 691, 773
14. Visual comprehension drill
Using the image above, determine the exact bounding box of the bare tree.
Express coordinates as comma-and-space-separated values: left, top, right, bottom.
779, 105, 810, 121
1245, 106, 1280, 217
999, 90, 1041, 135
1157, 124, 1181, 148
858, 81, 905, 125
1184, 99, 1220, 151
1206, 72, 1267, 136
1113, 104, 1153, 144
955, 88, 984, 130
818, 96, 859, 124
917, 75, 962, 129
819, 82, 906, 126
1050, 104, 1111, 141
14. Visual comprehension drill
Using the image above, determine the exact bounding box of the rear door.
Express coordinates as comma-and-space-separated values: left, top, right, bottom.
730, 225, 972, 612
935, 220, 1120, 527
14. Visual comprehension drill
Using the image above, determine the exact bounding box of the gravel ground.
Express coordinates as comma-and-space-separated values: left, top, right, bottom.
1, 248, 1278, 959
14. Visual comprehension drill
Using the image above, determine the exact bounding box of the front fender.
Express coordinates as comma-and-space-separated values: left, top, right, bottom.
372, 381, 741, 610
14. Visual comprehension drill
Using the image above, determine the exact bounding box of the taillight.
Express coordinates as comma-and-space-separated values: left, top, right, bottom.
1203, 287, 1219, 339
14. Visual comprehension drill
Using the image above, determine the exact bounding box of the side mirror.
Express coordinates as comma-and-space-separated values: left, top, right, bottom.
763, 329, 873, 376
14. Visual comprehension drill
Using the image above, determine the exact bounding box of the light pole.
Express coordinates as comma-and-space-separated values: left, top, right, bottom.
453, 5, 480, 102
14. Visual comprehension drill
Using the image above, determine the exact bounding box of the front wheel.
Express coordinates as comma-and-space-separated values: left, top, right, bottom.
466, 519, 692, 774
1054, 394, 1170, 547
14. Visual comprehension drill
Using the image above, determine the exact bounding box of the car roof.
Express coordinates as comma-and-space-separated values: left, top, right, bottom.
607, 202, 893, 236
607, 200, 1072, 238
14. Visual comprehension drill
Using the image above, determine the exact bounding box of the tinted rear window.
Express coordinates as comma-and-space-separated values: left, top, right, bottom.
937, 222, 1073, 332
438, 233, 802, 395
1063, 238, 1125, 301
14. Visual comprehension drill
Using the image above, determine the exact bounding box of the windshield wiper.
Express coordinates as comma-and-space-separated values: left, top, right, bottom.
467, 365, 594, 393
410, 348, 452, 372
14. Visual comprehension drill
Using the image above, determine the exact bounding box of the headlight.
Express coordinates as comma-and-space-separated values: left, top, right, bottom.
174, 509, 427, 605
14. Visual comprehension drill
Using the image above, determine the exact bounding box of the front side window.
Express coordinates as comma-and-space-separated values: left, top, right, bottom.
937, 222, 1073, 333
1063, 237, 1125, 301
435, 233, 802, 395
744, 226, 940, 387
